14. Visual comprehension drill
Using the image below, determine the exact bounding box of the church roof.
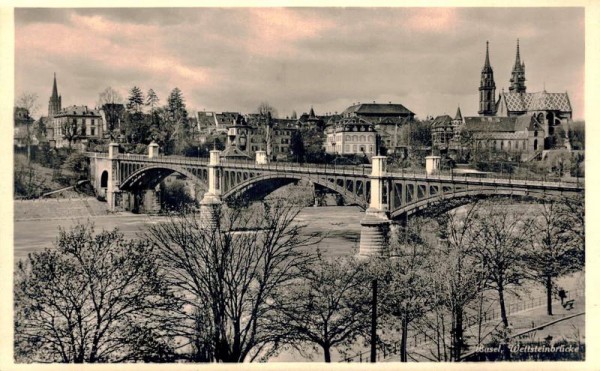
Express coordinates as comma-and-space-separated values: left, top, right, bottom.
501, 91, 572, 113
342, 103, 414, 116
464, 116, 518, 132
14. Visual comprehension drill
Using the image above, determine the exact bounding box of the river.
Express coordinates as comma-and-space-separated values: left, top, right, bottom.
13, 206, 364, 264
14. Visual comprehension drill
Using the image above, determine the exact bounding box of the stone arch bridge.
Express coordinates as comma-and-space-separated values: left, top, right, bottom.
87, 144, 583, 256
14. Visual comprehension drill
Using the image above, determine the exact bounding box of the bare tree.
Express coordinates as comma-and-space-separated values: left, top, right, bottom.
526, 197, 585, 315
98, 87, 125, 139
429, 206, 486, 361
378, 218, 435, 362
257, 101, 278, 118
271, 252, 371, 362
61, 117, 80, 150
14, 223, 179, 363
16, 92, 40, 161
146, 200, 319, 362
470, 202, 534, 328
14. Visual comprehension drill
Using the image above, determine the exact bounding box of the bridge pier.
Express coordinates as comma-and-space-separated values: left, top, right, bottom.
199, 150, 223, 229
359, 156, 391, 257
105, 142, 122, 211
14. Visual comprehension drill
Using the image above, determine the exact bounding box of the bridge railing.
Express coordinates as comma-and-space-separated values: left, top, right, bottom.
389, 168, 583, 190
85, 151, 583, 190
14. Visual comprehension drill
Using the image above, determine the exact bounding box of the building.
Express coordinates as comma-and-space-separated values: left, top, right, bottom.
51, 105, 104, 148
464, 115, 544, 155
431, 107, 464, 150
196, 111, 240, 134
325, 117, 377, 155
324, 102, 416, 156
341, 102, 415, 121
447, 40, 574, 157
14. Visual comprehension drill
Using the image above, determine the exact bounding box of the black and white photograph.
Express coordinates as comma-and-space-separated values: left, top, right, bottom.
5, 4, 594, 367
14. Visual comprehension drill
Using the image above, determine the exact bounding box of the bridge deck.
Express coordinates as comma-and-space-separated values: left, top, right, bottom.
86, 152, 583, 193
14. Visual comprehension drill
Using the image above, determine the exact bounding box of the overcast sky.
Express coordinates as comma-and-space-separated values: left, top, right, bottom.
14, 7, 584, 120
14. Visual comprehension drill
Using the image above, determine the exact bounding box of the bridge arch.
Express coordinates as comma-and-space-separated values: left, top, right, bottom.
119, 165, 208, 191
222, 173, 369, 208
390, 187, 578, 219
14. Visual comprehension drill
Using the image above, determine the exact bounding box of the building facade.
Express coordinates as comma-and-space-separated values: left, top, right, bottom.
51, 106, 104, 148
325, 117, 377, 155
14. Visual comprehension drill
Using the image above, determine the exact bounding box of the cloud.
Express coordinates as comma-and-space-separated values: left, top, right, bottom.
14, 7, 584, 120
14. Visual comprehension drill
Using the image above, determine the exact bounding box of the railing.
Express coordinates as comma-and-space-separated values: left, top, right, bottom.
85, 152, 583, 191
341, 288, 585, 363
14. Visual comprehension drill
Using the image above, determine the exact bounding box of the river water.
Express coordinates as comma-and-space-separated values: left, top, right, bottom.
13, 206, 364, 264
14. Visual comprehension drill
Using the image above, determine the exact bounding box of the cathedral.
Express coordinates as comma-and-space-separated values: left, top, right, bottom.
444, 40, 573, 156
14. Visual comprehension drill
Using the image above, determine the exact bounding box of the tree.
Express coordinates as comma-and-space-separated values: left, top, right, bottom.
14, 223, 178, 363
61, 117, 81, 149
257, 101, 278, 119
97, 87, 124, 138
271, 253, 371, 362
16, 93, 40, 161
127, 86, 145, 113
61, 151, 89, 180
526, 198, 584, 316
469, 202, 534, 328
289, 130, 305, 162
167, 88, 190, 154
567, 121, 585, 150
146, 200, 318, 362
429, 206, 486, 361
378, 218, 435, 362
146, 89, 159, 112
123, 86, 151, 145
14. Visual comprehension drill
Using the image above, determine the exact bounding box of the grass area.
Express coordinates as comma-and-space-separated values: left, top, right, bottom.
14, 153, 82, 199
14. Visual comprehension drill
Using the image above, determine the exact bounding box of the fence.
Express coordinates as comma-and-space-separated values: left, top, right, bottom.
341, 287, 585, 363
84, 151, 583, 191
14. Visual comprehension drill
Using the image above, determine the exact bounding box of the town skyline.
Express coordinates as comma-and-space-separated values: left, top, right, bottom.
15, 7, 584, 120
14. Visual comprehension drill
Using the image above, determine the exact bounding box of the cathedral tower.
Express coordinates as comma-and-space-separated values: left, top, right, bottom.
509, 39, 527, 93
478, 41, 497, 116
48, 73, 62, 117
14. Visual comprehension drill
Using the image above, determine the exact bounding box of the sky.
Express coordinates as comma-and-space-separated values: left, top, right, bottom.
14, 7, 585, 120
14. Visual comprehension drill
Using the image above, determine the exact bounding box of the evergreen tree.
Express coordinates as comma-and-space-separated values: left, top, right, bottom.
146, 89, 159, 113
166, 88, 189, 154
127, 86, 145, 113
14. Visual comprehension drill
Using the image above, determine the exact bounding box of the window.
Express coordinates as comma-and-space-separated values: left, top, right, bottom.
91, 128, 95, 136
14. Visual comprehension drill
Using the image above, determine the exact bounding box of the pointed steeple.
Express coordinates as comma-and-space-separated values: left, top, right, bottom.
309, 106, 316, 118
48, 72, 62, 117
454, 106, 463, 121
483, 41, 492, 71
509, 39, 527, 93
514, 39, 521, 68
479, 41, 496, 116
52, 73, 58, 98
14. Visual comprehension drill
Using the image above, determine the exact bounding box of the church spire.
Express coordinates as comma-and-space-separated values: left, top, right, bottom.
48, 72, 62, 117
479, 41, 496, 116
52, 73, 58, 98
509, 39, 527, 93
514, 39, 521, 68
454, 106, 463, 121
484, 41, 491, 70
